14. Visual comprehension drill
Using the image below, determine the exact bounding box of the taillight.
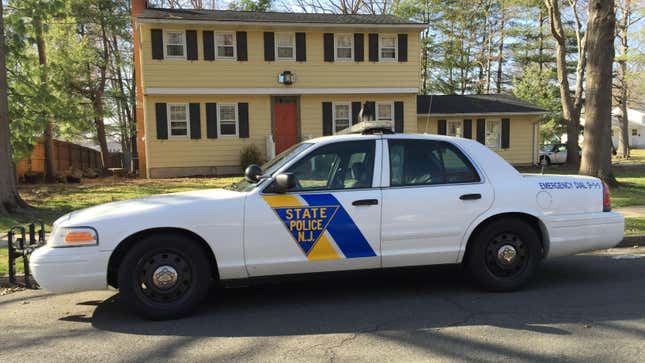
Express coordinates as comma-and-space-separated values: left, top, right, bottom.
602, 181, 611, 212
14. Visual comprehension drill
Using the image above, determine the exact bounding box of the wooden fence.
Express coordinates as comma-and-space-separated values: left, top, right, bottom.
15, 139, 122, 179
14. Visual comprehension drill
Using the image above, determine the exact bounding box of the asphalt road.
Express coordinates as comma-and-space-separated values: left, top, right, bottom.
1, 247, 644, 363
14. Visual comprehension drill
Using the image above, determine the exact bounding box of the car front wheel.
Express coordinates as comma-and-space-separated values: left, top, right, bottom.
466, 218, 541, 291
117, 233, 211, 320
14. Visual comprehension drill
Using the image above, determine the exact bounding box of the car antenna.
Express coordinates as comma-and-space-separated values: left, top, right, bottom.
540, 158, 545, 175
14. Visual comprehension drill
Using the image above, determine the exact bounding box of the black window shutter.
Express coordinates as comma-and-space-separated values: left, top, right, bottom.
476, 119, 486, 144
394, 101, 404, 133
351, 102, 362, 124
501, 118, 510, 148
322, 102, 333, 135
398, 34, 408, 62
296, 32, 306, 61
189, 103, 201, 139
151, 29, 164, 60
236, 31, 248, 61
206, 103, 218, 138
437, 119, 447, 135
155, 103, 168, 139
186, 30, 198, 60
364, 101, 376, 120
264, 32, 275, 61
324, 33, 334, 62
463, 119, 472, 139
238, 103, 250, 138
203, 31, 214, 61
354, 33, 364, 62
368, 33, 379, 62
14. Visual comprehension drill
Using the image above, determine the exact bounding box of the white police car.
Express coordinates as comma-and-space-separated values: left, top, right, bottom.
30, 122, 624, 319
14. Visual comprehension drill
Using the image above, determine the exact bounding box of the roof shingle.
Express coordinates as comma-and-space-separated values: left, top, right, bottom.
417, 94, 547, 115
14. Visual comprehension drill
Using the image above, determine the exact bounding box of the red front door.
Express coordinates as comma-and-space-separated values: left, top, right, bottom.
274, 101, 298, 154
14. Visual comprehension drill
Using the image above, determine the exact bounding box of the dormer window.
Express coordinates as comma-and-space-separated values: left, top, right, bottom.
215, 32, 235, 59
335, 34, 353, 61
276, 33, 295, 60
379, 34, 397, 61
165, 31, 185, 58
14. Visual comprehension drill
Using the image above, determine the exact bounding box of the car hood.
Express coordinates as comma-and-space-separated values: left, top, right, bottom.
59, 188, 244, 227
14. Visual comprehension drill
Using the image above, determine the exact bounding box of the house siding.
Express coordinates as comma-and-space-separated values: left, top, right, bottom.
417, 115, 540, 165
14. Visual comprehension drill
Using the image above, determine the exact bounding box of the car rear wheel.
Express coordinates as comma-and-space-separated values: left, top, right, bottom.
117, 233, 211, 320
540, 156, 551, 166
466, 218, 541, 291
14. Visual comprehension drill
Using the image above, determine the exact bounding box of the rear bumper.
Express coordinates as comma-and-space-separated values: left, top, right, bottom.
545, 212, 624, 258
29, 246, 110, 293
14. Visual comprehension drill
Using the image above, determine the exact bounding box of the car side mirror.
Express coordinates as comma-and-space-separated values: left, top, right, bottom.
274, 173, 296, 193
244, 164, 263, 183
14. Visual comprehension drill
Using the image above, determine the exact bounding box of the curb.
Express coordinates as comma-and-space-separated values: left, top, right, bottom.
617, 235, 645, 248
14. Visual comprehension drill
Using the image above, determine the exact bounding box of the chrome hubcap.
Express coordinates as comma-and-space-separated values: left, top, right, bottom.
497, 244, 517, 265
152, 265, 178, 289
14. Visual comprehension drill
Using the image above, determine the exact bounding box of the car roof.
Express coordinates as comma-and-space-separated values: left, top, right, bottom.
307, 133, 466, 145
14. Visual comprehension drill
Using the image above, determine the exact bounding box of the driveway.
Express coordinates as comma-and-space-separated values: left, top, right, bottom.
1, 247, 644, 362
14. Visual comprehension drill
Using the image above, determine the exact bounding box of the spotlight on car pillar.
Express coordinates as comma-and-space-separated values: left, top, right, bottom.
244, 164, 263, 183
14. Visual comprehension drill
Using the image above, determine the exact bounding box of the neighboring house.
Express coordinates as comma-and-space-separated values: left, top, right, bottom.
131, 1, 546, 177
417, 95, 546, 165
610, 108, 645, 148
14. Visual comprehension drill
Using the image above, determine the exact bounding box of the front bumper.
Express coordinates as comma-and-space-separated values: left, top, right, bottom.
545, 211, 625, 258
29, 246, 110, 293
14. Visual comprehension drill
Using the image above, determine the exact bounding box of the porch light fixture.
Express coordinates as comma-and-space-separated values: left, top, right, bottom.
278, 71, 295, 85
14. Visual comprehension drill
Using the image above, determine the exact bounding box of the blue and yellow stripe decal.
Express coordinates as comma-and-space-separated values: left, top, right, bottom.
262, 194, 376, 261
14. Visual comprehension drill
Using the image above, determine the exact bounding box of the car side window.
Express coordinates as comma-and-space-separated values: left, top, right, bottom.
271, 140, 375, 192
557, 145, 567, 152
389, 140, 480, 186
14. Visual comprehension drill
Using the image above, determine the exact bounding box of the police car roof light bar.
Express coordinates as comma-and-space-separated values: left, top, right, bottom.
336, 121, 395, 135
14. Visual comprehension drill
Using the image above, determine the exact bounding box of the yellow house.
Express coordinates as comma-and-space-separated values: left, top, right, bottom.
131, 2, 545, 177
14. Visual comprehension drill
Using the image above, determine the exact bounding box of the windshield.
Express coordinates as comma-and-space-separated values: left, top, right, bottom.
231, 142, 314, 192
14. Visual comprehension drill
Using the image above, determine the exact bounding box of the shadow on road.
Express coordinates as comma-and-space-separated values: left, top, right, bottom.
90, 253, 645, 339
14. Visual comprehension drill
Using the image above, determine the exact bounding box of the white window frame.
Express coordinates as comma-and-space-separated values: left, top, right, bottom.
485, 119, 502, 149
447, 120, 463, 138
379, 34, 398, 61
632, 128, 638, 136
164, 30, 186, 59
217, 103, 239, 138
275, 32, 296, 61
376, 101, 395, 131
214, 31, 236, 60
334, 33, 354, 61
332, 102, 352, 134
167, 103, 190, 139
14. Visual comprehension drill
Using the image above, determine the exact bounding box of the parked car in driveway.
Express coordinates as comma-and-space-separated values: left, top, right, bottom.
539, 143, 582, 165
30, 122, 624, 319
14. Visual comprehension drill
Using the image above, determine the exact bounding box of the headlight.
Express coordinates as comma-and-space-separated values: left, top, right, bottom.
48, 227, 98, 248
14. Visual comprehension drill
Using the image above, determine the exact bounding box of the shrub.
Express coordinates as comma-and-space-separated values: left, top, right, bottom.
240, 144, 264, 168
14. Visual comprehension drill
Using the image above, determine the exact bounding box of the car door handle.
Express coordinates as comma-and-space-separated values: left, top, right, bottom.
352, 199, 379, 206
460, 193, 482, 200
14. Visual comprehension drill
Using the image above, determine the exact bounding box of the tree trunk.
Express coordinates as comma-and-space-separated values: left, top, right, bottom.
616, 0, 631, 158
0, 2, 26, 213
34, 18, 56, 183
496, 0, 505, 94
580, 0, 617, 185
94, 18, 111, 169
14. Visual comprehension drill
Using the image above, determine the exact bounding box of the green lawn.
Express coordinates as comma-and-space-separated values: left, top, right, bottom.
625, 217, 645, 236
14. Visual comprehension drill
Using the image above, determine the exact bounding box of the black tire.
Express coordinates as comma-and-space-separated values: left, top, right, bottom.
117, 233, 211, 320
466, 218, 541, 292
540, 156, 551, 166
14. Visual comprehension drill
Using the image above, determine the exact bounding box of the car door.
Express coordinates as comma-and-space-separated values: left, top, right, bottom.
554, 145, 567, 164
381, 138, 494, 268
243, 139, 383, 277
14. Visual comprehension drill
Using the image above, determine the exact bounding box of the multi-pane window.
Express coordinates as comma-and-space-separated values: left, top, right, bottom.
333, 103, 351, 133
485, 120, 501, 148
168, 104, 189, 137
335, 34, 353, 61
447, 120, 463, 138
632, 129, 638, 136
276, 33, 295, 60
376, 102, 393, 122
215, 32, 235, 59
380, 34, 397, 60
165, 31, 185, 58
218, 104, 238, 136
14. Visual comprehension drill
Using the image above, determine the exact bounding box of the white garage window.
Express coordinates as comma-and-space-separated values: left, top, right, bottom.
333, 102, 351, 133
168, 103, 189, 138
486, 120, 501, 148
215, 32, 235, 59
218, 103, 238, 137
335, 34, 353, 61
447, 120, 463, 138
165, 31, 185, 58
276, 33, 295, 60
